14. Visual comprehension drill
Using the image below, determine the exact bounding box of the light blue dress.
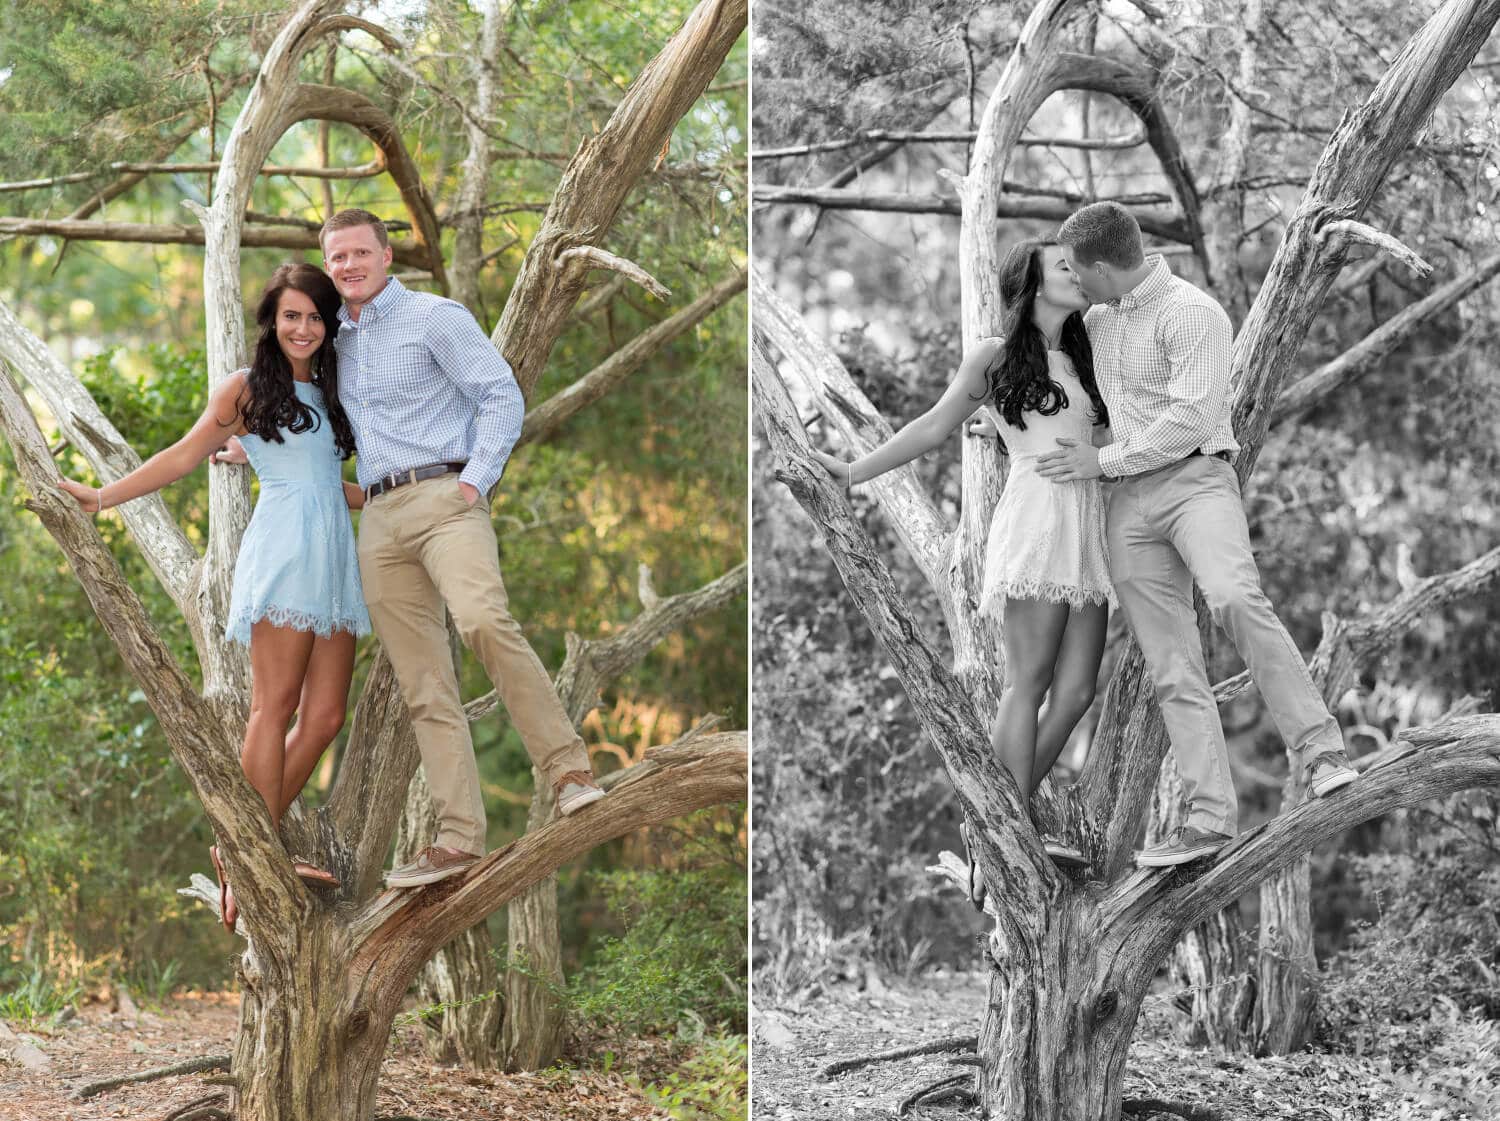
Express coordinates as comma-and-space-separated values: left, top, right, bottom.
224, 378, 371, 646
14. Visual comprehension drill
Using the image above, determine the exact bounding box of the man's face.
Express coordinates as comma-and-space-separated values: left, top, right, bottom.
323, 224, 393, 306
1061, 245, 1114, 304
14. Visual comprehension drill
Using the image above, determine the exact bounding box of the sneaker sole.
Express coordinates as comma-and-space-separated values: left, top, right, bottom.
384, 863, 475, 889
559, 787, 606, 816
1135, 844, 1226, 868
1309, 769, 1357, 798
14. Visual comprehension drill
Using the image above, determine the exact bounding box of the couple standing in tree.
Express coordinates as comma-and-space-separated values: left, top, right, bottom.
60, 208, 603, 932
815, 201, 1358, 876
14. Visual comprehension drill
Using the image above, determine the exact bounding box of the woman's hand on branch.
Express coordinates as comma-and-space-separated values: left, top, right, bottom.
968, 414, 999, 439
812, 449, 856, 488
57, 477, 105, 513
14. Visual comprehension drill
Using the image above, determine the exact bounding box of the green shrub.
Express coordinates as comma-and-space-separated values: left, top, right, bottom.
0, 963, 81, 1027
633, 1030, 747, 1121
572, 853, 746, 1033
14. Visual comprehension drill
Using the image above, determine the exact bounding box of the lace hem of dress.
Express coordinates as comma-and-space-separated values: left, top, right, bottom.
225, 605, 369, 644
980, 578, 1116, 614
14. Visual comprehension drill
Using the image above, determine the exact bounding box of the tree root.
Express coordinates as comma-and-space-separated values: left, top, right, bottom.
160, 1093, 230, 1121
1122, 1099, 1222, 1121
821, 1035, 978, 1077
73, 1055, 231, 1100
898, 1072, 975, 1116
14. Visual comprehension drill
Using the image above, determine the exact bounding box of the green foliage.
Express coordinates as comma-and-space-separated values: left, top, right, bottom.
633, 1030, 747, 1121
571, 832, 746, 1033
0, 962, 82, 1027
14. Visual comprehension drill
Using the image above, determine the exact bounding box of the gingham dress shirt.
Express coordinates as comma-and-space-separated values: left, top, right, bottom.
1086, 255, 1239, 478
335, 278, 523, 494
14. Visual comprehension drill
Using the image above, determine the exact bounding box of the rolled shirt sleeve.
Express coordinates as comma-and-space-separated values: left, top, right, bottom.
425, 300, 525, 495
1096, 299, 1234, 478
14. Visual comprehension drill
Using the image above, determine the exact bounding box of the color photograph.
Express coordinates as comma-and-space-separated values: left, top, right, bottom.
0, 2, 747, 1119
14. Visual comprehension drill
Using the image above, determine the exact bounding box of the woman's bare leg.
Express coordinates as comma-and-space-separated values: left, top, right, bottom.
277, 630, 355, 821
1030, 602, 1109, 789
245, 621, 317, 823
991, 598, 1071, 799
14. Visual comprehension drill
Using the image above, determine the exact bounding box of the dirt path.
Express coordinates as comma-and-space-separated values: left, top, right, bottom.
0, 993, 678, 1120
751, 970, 1491, 1121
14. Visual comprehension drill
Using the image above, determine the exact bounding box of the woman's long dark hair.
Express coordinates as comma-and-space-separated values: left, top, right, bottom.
978, 238, 1108, 431
240, 263, 356, 460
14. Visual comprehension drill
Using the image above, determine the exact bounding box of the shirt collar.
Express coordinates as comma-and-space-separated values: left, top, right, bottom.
1110, 254, 1170, 311
337, 276, 406, 327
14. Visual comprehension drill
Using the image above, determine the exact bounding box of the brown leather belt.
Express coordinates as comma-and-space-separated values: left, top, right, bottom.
364, 462, 467, 501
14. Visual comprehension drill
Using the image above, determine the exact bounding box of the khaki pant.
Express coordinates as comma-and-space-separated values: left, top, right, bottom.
1104, 454, 1342, 834
357, 475, 591, 854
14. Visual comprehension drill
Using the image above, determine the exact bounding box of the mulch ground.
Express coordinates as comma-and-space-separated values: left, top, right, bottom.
0, 992, 683, 1120
751, 970, 1495, 1121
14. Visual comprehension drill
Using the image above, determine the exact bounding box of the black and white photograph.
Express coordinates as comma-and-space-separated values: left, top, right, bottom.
750, 0, 1500, 1118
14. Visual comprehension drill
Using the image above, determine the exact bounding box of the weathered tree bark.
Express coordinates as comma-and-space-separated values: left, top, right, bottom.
0, 1, 748, 1117
449, 0, 510, 319
753, 0, 1500, 1112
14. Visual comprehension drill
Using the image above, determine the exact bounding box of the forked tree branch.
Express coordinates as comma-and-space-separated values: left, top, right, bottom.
491, 0, 748, 393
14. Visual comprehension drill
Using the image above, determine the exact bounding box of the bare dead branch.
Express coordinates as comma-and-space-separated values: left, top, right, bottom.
751, 185, 1195, 244
1318, 220, 1433, 277
1274, 250, 1500, 424
753, 124, 1148, 160
554, 245, 671, 300
72, 1056, 230, 1101
518, 269, 744, 447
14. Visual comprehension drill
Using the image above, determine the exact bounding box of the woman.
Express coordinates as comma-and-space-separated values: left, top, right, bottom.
813, 239, 1112, 884
59, 263, 369, 932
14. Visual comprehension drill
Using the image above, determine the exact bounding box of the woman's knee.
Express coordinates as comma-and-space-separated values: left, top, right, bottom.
1001, 666, 1054, 704
298, 704, 346, 745
1047, 680, 1098, 723
248, 683, 301, 725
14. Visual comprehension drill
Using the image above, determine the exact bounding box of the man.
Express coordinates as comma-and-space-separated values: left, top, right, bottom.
1036, 201, 1356, 867
322, 207, 603, 887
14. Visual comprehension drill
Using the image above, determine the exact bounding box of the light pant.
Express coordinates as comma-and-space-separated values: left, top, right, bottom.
1104, 454, 1342, 835
357, 475, 591, 854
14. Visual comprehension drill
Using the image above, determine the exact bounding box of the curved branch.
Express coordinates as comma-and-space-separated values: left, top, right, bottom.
1106, 715, 1500, 958
279, 84, 447, 292
1318, 220, 1432, 277
463, 562, 748, 725
491, 0, 748, 395
518, 270, 745, 448
554, 245, 671, 300
347, 732, 748, 981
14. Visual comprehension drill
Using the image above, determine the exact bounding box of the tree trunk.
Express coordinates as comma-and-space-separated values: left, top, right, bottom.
394, 767, 504, 1068
500, 773, 568, 1071
229, 920, 390, 1121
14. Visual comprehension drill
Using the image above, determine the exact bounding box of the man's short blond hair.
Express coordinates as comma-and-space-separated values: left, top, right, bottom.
320, 208, 389, 250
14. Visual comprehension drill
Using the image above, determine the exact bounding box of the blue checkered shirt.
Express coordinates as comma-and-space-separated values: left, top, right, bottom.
1086, 255, 1239, 478
334, 278, 523, 494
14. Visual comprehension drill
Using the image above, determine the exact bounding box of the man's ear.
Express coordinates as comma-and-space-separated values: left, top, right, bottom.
382, 244, 394, 269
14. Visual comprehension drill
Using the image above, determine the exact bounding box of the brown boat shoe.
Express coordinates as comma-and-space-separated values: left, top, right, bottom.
383, 845, 480, 889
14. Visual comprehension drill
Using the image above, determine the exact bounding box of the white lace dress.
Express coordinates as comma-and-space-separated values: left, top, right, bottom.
977, 350, 1115, 616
